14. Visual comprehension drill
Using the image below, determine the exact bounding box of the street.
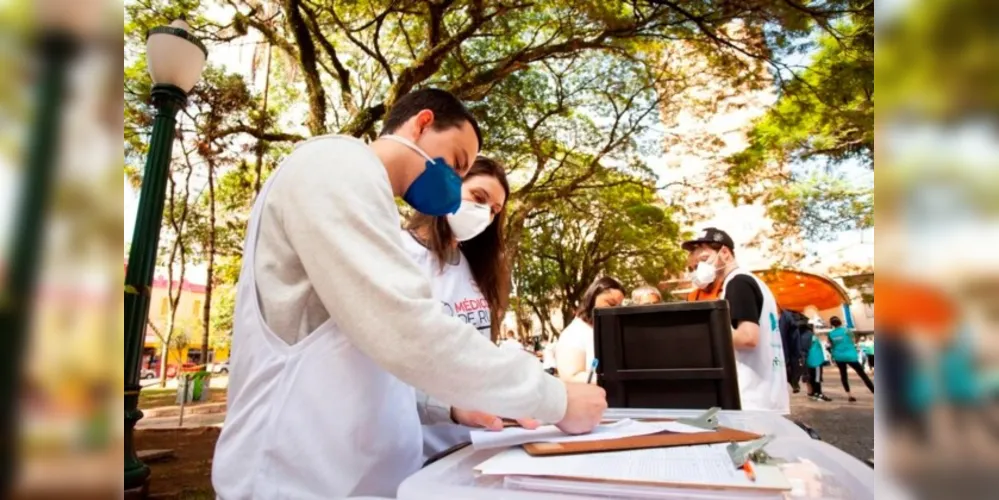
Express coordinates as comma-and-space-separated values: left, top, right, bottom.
788, 369, 875, 461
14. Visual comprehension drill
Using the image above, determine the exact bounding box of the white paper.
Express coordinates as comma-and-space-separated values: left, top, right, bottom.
654, 421, 711, 434
474, 444, 791, 491
469, 419, 708, 450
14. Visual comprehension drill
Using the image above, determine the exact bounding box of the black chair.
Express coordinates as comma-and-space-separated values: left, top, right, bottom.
594, 300, 741, 410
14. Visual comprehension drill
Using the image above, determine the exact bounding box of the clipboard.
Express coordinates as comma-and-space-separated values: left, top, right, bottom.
521, 418, 762, 457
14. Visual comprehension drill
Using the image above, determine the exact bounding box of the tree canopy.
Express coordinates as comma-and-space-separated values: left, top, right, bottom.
124, 0, 876, 334
724, 1, 873, 248
513, 168, 684, 336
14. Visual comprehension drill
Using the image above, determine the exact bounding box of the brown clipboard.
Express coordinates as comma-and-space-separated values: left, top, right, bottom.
521, 418, 762, 457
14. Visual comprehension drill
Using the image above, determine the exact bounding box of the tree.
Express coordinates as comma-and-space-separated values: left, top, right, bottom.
124, 0, 877, 338
128, 0, 861, 136
210, 284, 236, 353
724, 2, 874, 248
178, 68, 260, 371
513, 169, 686, 336
146, 159, 197, 386
170, 330, 192, 365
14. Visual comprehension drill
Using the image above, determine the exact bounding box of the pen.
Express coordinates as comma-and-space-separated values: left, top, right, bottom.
586, 358, 599, 384
742, 459, 756, 482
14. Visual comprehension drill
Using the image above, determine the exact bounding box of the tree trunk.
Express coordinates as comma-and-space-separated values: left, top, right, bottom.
158, 343, 170, 383
159, 246, 187, 387
285, 0, 327, 135
200, 160, 216, 369
158, 163, 192, 387
339, 103, 386, 138
254, 44, 272, 195
561, 307, 575, 331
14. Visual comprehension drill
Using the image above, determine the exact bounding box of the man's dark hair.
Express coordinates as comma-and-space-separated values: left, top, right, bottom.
704, 242, 735, 258
830, 316, 843, 328
379, 88, 482, 148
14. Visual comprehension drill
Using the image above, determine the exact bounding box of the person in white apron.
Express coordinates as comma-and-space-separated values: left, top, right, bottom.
683, 227, 790, 413
211, 89, 607, 499
400, 156, 540, 460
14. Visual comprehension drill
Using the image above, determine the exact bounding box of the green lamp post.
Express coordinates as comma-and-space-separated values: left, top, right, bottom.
123, 20, 206, 495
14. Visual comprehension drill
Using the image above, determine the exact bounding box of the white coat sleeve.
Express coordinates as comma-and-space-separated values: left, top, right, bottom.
415, 390, 453, 426
273, 139, 567, 423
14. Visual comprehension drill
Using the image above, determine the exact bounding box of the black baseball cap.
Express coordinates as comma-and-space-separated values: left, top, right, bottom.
681, 227, 735, 252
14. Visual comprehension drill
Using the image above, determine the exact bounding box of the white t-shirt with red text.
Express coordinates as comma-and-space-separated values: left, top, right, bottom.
400, 231, 491, 457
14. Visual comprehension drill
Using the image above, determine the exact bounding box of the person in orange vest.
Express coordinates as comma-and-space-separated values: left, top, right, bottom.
686, 252, 722, 302
682, 228, 789, 413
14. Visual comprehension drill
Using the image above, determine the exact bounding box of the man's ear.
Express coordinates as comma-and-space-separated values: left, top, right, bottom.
414, 109, 435, 134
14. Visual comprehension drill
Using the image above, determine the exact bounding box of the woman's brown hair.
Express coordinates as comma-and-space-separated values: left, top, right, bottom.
405, 156, 511, 341
575, 276, 625, 325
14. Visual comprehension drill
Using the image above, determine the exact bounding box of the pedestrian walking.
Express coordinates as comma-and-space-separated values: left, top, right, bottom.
828, 316, 874, 402
805, 333, 831, 402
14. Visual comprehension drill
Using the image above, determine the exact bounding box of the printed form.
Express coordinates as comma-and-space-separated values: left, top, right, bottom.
475, 443, 791, 491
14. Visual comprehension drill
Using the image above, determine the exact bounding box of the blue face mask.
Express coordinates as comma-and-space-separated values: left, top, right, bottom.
382, 135, 462, 216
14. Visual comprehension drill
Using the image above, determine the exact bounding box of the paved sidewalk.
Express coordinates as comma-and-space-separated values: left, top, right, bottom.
143, 402, 227, 418
788, 369, 875, 461
138, 401, 228, 429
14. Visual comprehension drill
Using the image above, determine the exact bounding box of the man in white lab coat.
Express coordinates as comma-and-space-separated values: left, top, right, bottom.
212, 89, 607, 499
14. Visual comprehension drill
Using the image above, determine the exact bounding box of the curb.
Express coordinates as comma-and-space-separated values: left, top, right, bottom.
142, 402, 227, 418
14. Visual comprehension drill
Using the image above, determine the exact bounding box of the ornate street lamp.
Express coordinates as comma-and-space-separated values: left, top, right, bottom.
123, 20, 206, 495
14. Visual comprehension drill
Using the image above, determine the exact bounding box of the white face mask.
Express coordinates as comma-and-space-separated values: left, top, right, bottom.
446, 200, 493, 241
691, 255, 722, 290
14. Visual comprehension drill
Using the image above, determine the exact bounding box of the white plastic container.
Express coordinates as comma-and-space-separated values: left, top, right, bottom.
397, 410, 873, 500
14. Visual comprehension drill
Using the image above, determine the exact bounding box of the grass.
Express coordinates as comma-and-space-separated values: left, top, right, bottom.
138, 387, 227, 410
139, 388, 177, 409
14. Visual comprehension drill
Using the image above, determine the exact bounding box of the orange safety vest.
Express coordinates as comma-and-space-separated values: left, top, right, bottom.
687, 285, 722, 302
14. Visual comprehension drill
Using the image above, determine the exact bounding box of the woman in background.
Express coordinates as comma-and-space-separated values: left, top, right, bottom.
828, 316, 874, 402
555, 277, 626, 384
806, 332, 832, 402
401, 156, 536, 459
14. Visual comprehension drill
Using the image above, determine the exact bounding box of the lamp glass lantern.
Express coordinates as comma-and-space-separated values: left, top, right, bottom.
145, 20, 208, 92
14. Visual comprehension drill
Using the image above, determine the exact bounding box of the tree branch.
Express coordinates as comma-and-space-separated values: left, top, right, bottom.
217, 124, 305, 142
326, 4, 396, 83
300, 2, 357, 114
285, 0, 328, 135
226, 1, 298, 57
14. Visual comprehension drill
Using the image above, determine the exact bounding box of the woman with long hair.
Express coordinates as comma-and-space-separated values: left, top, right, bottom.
403, 156, 510, 342
554, 276, 626, 384
400, 156, 528, 459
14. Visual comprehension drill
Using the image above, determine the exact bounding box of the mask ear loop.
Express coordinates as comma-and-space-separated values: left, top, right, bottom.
381, 134, 434, 163
715, 249, 735, 275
